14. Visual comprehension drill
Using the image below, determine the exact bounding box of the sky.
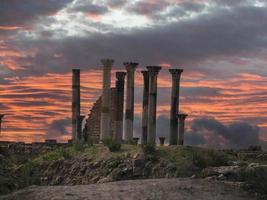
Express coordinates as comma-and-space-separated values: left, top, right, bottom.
0, 0, 267, 149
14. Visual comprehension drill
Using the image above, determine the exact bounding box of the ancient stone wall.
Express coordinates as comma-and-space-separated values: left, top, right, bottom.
83, 88, 116, 143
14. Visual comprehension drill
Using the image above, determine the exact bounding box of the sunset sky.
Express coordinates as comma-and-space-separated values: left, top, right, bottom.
0, 0, 267, 148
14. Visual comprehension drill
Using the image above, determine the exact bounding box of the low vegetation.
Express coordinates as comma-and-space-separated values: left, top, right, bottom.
102, 139, 121, 152
0, 143, 266, 199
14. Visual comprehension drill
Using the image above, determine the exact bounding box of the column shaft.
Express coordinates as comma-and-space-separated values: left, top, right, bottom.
178, 114, 188, 145
141, 71, 149, 144
124, 62, 138, 141
169, 69, 183, 145
72, 69, 80, 140
147, 66, 161, 144
114, 72, 126, 142
100, 59, 114, 140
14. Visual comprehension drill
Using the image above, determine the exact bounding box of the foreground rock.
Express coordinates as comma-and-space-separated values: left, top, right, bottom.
0, 178, 256, 200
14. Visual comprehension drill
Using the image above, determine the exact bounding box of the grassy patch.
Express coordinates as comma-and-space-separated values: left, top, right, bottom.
102, 139, 121, 152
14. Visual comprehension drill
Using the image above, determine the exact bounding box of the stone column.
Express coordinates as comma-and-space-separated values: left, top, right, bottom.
147, 66, 162, 144
114, 72, 126, 142
100, 59, 114, 140
72, 69, 80, 140
141, 70, 149, 144
77, 115, 85, 140
0, 114, 4, 135
177, 113, 188, 145
124, 62, 138, 141
169, 69, 183, 145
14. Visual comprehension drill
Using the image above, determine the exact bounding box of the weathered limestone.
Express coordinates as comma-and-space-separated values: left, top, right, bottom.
147, 66, 162, 144
124, 62, 138, 141
72, 69, 80, 140
177, 113, 188, 145
100, 59, 114, 140
83, 89, 116, 143
114, 72, 126, 142
77, 115, 85, 140
0, 114, 4, 135
141, 71, 149, 144
169, 69, 184, 145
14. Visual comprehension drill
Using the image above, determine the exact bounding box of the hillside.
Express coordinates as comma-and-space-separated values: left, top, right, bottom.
0, 142, 267, 199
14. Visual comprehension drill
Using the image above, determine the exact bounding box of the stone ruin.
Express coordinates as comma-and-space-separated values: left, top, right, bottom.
72, 59, 188, 145
83, 88, 116, 143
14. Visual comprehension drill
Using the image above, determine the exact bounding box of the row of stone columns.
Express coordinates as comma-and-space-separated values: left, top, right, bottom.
72, 59, 187, 145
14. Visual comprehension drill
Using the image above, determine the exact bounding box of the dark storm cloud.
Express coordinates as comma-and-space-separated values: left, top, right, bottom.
0, 0, 73, 27
8, 3, 267, 77
70, 1, 109, 15
45, 118, 71, 139
126, 0, 170, 16
106, 0, 128, 8
154, 115, 261, 149
187, 118, 260, 149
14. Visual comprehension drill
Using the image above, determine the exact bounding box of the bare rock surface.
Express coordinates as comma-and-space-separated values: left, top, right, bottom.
0, 178, 256, 200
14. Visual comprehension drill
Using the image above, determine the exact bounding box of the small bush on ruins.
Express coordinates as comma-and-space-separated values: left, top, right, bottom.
102, 139, 121, 152
142, 142, 156, 154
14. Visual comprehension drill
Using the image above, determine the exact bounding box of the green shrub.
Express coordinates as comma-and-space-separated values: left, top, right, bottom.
142, 142, 156, 154
102, 139, 121, 152
192, 153, 207, 169
209, 150, 228, 166
73, 140, 86, 151
41, 148, 70, 161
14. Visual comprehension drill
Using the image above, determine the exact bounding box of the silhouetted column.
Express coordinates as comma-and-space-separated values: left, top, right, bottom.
147, 66, 162, 144
100, 59, 114, 140
0, 114, 4, 135
77, 115, 85, 140
124, 62, 138, 141
141, 70, 149, 144
177, 113, 188, 145
114, 72, 126, 142
72, 69, 80, 140
169, 69, 183, 145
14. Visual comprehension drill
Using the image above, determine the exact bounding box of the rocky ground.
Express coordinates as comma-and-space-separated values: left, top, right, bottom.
0, 178, 256, 200
0, 143, 267, 199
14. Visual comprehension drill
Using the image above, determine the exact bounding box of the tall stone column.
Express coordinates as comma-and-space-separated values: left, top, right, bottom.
100, 59, 114, 140
169, 69, 183, 145
141, 70, 149, 144
72, 69, 80, 140
124, 62, 138, 141
177, 113, 188, 145
0, 114, 4, 135
147, 66, 162, 144
114, 72, 126, 142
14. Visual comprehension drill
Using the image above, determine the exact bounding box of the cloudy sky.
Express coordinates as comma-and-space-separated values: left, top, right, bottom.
0, 0, 267, 148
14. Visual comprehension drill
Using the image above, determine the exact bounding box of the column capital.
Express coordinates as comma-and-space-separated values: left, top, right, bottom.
177, 113, 188, 120
116, 71, 126, 81
169, 68, 183, 76
146, 66, 162, 75
101, 59, 114, 68
72, 68, 80, 73
124, 62, 138, 71
141, 70, 149, 77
